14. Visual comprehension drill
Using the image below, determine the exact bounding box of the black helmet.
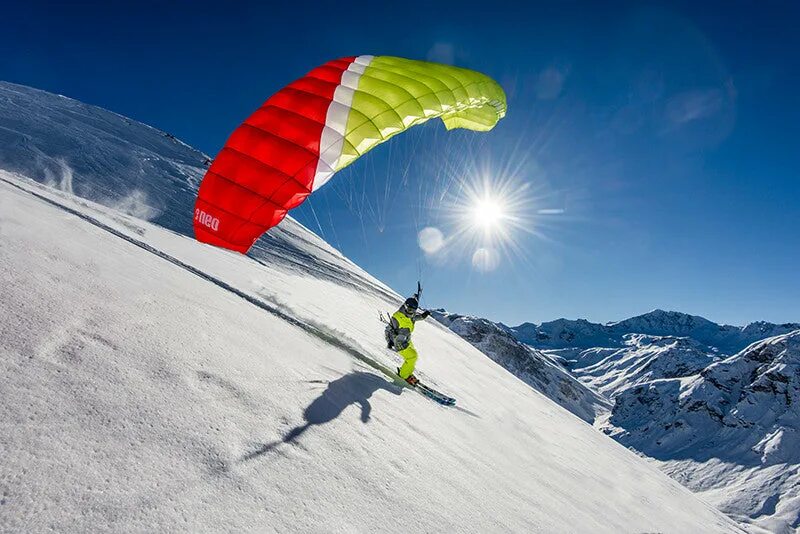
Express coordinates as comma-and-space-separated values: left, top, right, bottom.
404, 297, 419, 311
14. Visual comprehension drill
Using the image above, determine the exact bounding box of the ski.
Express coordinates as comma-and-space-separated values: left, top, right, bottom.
413, 381, 456, 406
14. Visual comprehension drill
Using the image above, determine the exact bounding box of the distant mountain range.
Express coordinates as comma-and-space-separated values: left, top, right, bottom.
560, 334, 719, 398
509, 309, 799, 354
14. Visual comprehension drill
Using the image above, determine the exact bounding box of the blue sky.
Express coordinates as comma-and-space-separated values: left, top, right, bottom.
2, 1, 798, 326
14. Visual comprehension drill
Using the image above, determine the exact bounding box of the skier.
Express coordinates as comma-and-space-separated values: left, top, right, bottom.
386, 291, 430, 386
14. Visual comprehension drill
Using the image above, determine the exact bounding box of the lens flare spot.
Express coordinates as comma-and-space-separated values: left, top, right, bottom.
418, 226, 445, 254
472, 247, 500, 272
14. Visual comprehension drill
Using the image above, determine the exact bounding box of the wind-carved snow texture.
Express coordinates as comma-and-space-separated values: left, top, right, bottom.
431, 309, 610, 423
0, 82, 742, 532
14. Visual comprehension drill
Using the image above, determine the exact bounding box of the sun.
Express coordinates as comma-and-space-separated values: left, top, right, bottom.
452, 177, 528, 245
472, 197, 506, 230
427, 159, 552, 274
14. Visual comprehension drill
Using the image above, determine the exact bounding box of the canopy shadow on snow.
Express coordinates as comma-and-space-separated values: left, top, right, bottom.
243, 370, 401, 461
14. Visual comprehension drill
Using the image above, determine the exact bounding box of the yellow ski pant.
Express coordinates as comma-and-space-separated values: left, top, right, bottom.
397, 341, 418, 379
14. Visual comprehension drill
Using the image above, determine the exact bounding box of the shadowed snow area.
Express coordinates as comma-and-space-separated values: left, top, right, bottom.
0, 172, 741, 532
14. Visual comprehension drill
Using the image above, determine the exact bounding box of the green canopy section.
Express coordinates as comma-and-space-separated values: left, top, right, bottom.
337, 56, 507, 170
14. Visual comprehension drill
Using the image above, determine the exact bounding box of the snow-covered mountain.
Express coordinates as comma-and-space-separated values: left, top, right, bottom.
513, 309, 799, 354
514, 317, 616, 349
431, 310, 609, 423
0, 81, 207, 234
605, 332, 800, 532
564, 334, 719, 398
0, 83, 741, 532
440, 310, 799, 531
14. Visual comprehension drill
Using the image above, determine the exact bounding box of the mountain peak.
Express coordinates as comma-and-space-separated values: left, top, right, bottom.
611, 309, 711, 326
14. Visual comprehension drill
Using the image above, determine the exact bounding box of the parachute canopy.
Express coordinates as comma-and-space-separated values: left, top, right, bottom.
194, 55, 507, 253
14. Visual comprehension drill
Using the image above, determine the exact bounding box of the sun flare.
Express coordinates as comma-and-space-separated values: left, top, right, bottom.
422, 157, 558, 274
472, 197, 506, 230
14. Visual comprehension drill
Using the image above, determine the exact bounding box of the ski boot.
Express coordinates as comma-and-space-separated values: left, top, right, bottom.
397, 368, 419, 386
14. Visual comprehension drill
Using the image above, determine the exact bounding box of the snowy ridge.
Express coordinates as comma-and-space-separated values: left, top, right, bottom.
513, 309, 799, 354
0, 80, 392, 302
565, 334, 719, 398
0, 81, 208, 233
431, 309, 609, 423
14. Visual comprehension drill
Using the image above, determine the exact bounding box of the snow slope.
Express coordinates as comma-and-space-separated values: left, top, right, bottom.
605, 332, 800, 533
431, 309, 609, 424
0, 171, 742, 532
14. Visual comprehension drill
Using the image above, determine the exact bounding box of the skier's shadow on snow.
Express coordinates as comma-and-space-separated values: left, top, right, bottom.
243, 370, 401, 461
